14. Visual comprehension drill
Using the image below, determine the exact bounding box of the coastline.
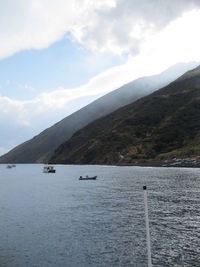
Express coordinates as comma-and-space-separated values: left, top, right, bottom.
117, 158, 200, 168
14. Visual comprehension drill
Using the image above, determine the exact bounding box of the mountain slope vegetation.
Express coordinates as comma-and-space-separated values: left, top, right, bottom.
50, 65, 200, 164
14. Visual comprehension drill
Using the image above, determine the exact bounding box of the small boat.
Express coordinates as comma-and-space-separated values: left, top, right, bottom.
79, 176, 97, 180
43, 165, 56, 173
6, 165, 12, 169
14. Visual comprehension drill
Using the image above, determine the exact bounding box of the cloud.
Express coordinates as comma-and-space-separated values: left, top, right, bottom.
0, 0, 200, 58
0, 0, 76, 58
0, 147, 7, 156
0, 0, 115, 59
0, 95, 30, 126
77, 0, 200, 54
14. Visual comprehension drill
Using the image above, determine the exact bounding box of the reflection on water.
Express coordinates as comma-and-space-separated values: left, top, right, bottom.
0, 164, 200, 266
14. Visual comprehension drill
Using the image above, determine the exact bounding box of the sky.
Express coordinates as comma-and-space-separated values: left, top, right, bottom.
1, 0, 200, 155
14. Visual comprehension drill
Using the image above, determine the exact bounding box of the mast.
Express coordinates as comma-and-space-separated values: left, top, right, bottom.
143, 185, 152, 267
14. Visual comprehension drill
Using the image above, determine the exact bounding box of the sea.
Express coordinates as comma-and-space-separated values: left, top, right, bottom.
0, 164, 200, 267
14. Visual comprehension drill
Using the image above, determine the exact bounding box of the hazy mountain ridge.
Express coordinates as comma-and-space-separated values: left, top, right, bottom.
50, 65, 200, 165
0, 62, 198, 163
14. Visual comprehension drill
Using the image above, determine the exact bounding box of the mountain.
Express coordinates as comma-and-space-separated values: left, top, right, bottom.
0, 62, 198, 163
50, 65, 200, 165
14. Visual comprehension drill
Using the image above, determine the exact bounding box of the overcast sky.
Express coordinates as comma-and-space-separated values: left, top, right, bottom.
1, 0, 200, 155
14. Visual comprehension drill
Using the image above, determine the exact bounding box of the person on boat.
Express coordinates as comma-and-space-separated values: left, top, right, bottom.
86, 175, 88, 178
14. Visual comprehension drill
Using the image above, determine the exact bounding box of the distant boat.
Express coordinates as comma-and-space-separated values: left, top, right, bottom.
12, 164, 16, 167
79, 176, 97, 180
6, 165, 12, 169
43, 165, 56, 173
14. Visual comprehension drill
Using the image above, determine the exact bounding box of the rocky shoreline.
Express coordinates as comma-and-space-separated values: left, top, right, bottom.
117, 157, 200, 168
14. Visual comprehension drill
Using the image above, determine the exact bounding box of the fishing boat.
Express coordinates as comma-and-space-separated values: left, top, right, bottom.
79, 175, 97, 180
43, 165, 56, 173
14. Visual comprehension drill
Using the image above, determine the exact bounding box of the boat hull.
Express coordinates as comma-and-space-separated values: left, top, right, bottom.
79, 176, 97, 180
43, 170, 56, 173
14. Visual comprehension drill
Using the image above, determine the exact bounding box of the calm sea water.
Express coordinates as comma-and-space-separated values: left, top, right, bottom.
0, 164, 200, 267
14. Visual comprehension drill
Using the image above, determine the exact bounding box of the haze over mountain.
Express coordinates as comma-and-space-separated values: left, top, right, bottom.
0, 62, 197, 164
50, 65, 200, 165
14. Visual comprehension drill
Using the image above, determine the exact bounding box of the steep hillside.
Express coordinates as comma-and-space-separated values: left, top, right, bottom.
0, 62, 197, 163
50, 65, 200, 165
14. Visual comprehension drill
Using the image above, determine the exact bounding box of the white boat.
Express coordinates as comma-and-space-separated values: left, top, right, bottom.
43, 165, 56, 173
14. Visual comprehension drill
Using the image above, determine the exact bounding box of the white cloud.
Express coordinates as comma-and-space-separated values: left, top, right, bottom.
0, 0, 200, 59
76, 0, 200, 54
0, 147, 8, 157
0, 0, 76, 58
0, 95, 30, 126
0, 0, 116, 59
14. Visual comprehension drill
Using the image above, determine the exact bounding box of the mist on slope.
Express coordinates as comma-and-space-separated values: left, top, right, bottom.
0, 61, 198, 162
